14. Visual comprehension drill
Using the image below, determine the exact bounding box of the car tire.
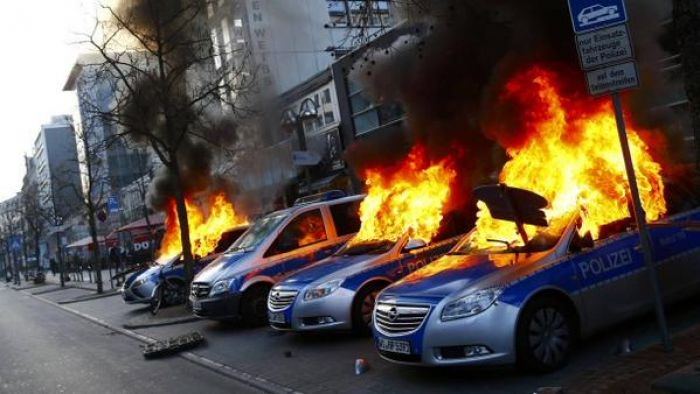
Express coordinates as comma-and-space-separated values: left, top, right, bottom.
516, 296, 576, 373
162, 279, 186, 306
351, 282, 387, 336
241, 284, 271, 327
150, 286, 164, 315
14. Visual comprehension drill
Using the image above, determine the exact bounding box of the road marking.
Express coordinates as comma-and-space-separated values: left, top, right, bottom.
22, 289, 302, 394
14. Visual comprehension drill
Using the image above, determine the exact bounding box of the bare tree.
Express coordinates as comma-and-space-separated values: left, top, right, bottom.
19, 183, 51, 277
77, 0, 255, 286
54, 114, 111, 293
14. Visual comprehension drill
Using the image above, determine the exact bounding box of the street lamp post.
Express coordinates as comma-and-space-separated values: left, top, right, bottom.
282, 97, 320, 194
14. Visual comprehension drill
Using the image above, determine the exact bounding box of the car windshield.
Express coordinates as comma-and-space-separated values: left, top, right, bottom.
335, 239, 396, 256
226, 212, 289, 252
451, 226, 565, 256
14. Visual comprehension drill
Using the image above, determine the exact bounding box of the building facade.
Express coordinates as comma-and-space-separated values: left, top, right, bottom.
205, 0, 396, 207
63, 54, 151, 207
31, 116, 83, 219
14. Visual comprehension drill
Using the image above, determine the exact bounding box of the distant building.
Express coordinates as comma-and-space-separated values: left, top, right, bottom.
63, 54, 151, 203
31, 116, 82, 219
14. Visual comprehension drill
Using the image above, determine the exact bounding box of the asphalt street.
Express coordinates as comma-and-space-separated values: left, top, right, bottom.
5, 282, 700, 393
0, 286, 261, 394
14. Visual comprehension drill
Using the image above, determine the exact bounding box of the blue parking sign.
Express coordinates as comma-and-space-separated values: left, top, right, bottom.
568, 0, 628, 34
107, 196, 120, 214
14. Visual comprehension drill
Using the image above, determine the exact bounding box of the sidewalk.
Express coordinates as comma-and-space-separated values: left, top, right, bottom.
564, 325, 700, 393
44, 268, 122, 292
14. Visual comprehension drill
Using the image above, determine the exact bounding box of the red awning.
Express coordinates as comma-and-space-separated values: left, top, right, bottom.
65, 236, 106, 249
115, 213, 165, 233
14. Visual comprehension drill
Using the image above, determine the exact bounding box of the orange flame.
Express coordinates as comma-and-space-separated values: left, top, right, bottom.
351, 145, 457, 245
471, 66, 666, 248
159, 192, 248, 260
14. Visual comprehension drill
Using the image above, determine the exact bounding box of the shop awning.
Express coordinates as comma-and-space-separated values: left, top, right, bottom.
115, 213, 165, 233
65, 236, 106, 249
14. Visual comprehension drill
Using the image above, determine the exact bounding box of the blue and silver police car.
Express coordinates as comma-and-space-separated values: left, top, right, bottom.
267, 234, 461, 334
372, 185, 700, 371
121, 225, 248, 313
189, 193, 364, 325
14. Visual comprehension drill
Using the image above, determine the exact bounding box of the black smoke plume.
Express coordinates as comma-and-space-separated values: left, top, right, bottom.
347, 0, 679, 217
111, 0, 245, 211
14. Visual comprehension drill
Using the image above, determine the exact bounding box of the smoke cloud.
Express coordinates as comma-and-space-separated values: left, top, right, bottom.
347, 0, 680, 217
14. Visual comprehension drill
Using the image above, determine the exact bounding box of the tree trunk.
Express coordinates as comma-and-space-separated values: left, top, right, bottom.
674, 0, 700, 170
171, 163, 195, 289
88, 212, 103, 293
143, 205, 155, 260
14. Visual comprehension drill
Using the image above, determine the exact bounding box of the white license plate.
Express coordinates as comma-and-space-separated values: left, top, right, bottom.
190, 298, 201, 310
377, 338, 411, 355
268, 311, 286, 324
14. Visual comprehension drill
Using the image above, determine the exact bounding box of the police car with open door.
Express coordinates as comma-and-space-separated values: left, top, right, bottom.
372, 185, 700, 371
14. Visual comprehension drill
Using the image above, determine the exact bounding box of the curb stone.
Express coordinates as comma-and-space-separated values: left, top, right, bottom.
123, 315, 201, 329
57, 290, 120, 304
22, 288, 301, 394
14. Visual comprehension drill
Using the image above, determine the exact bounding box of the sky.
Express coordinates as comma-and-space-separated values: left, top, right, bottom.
0, 1, 97, 201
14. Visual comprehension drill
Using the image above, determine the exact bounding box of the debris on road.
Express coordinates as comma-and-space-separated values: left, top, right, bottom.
143, 331, 205, 359
354, 358, 369, 375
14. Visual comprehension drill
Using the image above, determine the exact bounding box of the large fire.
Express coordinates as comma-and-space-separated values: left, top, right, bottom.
158, 192, 248, 260
471, 66, 666, 248
350, 145, 457, 245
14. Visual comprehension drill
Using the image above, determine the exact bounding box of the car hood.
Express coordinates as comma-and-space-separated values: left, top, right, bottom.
193, 251, 252, 284
131, 264, 163, 283
380, 253, 522, 302
280, 253, 386, 288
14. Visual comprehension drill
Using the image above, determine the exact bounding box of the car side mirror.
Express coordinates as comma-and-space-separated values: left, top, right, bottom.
403, 239, 427, 252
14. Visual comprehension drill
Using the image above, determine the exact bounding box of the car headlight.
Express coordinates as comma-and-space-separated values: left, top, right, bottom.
131, 278, 147, 288
441, 288, 502, 321
304, 279, 343, 301
209, 278, 236, 297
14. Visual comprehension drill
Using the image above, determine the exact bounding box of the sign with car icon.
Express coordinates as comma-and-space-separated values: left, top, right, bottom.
567, 0, 627, 33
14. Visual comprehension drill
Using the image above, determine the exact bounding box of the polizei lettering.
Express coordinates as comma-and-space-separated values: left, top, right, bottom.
578, 248, 634, 280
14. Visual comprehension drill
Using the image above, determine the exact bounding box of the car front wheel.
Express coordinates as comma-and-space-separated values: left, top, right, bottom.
516, 297, 576, 372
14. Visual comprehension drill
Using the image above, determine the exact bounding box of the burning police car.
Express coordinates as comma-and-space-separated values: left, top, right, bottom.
121, 225, 248, 313
189, 193, 364, 325
372, 185, 700, 371
267, 233, 461, 334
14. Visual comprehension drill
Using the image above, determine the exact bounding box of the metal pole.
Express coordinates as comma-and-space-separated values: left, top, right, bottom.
612, 92, 672, 351
296, 121, 313, 193
56, 229, 65, 288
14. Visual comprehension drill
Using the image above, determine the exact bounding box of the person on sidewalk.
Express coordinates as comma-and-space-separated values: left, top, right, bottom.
49, 258, 56, 277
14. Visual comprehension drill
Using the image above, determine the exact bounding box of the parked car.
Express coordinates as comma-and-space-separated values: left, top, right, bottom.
268, 234, 462, 334
189, 193, 364, 325
120, 224, 249, 313
372, 185, 700, 371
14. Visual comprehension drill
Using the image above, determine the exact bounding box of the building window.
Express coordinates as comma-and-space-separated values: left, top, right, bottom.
328, 1, 392, 28
207, 3, 214, 18
221, 18, 232, 61
211, 28, 222, 69
346, 75, 403, 136
328, 1, 349, 26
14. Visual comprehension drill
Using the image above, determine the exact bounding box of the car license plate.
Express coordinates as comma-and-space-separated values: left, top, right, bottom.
377, 338, 411, 355
268, 311, 286, 324
190, 297, 201, 310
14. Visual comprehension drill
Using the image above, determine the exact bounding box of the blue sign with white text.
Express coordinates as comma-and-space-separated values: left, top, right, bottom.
567, 0, 628, 33
107, 196, 120, 214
